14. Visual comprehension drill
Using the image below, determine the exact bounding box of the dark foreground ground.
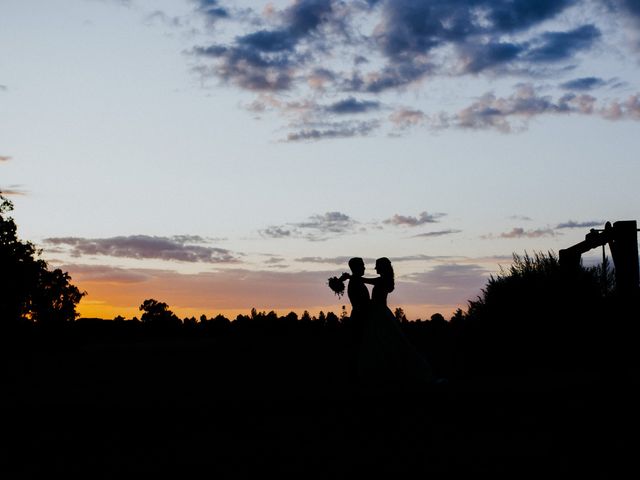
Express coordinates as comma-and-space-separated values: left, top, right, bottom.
1, 331, 639, 478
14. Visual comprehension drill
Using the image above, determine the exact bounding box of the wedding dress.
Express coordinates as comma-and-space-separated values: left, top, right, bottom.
357, 280, 433, 387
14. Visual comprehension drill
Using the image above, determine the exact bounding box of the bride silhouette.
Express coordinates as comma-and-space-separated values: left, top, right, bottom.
342, 257, 433, 387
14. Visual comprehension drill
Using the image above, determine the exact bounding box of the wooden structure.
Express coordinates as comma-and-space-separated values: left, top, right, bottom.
559, 220, 639, 296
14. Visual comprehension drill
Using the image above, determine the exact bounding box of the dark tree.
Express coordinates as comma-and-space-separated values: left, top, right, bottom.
30, 268, 85, 326
139, 299, 179, 325
0, 193, 84, 326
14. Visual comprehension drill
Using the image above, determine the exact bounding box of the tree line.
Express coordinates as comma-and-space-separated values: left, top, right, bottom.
2, 192, 637, 384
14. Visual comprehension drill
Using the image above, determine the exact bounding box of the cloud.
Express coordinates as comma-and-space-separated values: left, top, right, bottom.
449, 84, 574, 132
556, 220, 604, 229
295, 254, 444, 265
412, 229, 461, 238
0, 185, 28, 196
560, 77, 607, 91
191, 0, 341, 92
307, 67, 336, 90
262, 211, 359, 241
191, 44, 296, 91
59, 264, 154, 284
458, 24, 600, 74
342, 60, 434, 93
599, 94, 640, 120
325, 97, 381, 114
483, 227, 557, 239
296, 256, 375, 265
193, 0, 230, 22
383, 211, 445, 227
371, 0, 577, 59
286, 119, 380, 141
184, 0, 638, 139
0, 85, 7, 92
66, 264, 347, 311
392, 254, 451, 262
399, 263, 491, 305
508, 215, 533, 221
261, 226, 292, 238
44, 235, 240, 263
605, 0, 640, 23
94, 0, 132, 6
144, 10, 183, 28
293, 211, 356, 234
261, 255, 289, 268
389, 108, 426, 129
459, 41, 526, 74
524, 24, 601, 63
440, 84, 640, 132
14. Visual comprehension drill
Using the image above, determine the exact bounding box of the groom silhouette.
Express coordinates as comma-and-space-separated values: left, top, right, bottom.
339, 257, 370, 381
343, 257, 370, 322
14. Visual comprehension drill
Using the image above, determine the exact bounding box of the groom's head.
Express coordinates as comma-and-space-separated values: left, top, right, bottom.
348, 257, 365, 277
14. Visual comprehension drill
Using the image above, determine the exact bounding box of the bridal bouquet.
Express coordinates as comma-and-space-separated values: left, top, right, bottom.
327, 276, 345, 298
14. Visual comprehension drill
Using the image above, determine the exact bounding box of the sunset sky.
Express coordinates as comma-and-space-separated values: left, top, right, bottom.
1, 0, 639, 320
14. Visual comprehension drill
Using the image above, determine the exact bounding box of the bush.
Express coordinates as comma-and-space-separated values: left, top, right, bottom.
462, 251, 609, 375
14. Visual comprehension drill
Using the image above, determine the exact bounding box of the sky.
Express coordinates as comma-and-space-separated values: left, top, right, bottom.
1, 0, 639, 321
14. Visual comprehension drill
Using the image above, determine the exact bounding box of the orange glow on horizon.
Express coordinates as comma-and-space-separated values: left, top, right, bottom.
70, 267, 464, 321
77, 294, 460, 322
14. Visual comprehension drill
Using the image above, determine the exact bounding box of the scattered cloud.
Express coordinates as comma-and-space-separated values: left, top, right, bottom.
261, 226, 292, 238
598, 94, 640, 120
325, 97, 381, 115
384, 211, 446, 227
399, 263, 491, 305
261, 211, 359, 241
439, 84, 640, 132
144, 10, 184, 28
263, 256, 289, 268
193, 0, 230, 23
191, 0, 341, 92
508, 215, 533, 221
44, 235, 240, 263
483, 227, 557, 239
412, 230, 462, 238
556, 220, 604, 229
59, 264, 154, 284
292, 211, 358, 240
0, 185, 27, 196
65, 264, 346, 311
295, 254, 446, 265
389, 108, 427, 129
524, 24, 601, 63
392, 254, 451, 262
560, 77, 607, 91
296, 255, 373, 265
94, 0, 132, 7
285, 119, 380, 142
183, 0, 640, 140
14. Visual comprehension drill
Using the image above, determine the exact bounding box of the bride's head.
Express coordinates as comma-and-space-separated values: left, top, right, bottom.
375, 257, 394, 291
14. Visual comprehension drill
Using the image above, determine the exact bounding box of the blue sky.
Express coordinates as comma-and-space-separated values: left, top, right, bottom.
1, 0, 639, 319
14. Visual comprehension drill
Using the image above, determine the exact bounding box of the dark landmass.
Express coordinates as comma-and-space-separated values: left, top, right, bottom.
1, 307, 638, 478
2, 195, 639, 476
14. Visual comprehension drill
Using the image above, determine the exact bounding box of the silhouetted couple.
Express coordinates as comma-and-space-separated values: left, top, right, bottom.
339, 257, 433, 388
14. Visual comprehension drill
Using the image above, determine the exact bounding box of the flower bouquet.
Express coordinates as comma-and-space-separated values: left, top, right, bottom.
327, 276, 346, 298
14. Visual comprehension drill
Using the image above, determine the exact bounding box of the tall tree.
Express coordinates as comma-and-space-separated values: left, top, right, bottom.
0, 193, 84, 325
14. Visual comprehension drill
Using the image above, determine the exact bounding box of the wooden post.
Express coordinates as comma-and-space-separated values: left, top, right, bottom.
609, 221, 639, 297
